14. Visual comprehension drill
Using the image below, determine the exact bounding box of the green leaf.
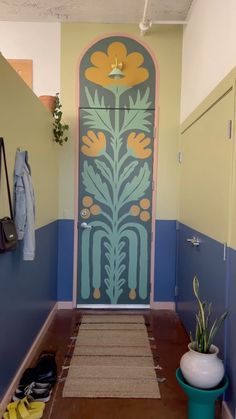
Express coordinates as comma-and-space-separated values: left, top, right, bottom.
117, 278, 126, 288
53, 93, 69, 145
193, 276, 206, 330
117, 252, 126, 265
118, 264, 126, 276
207, 311, 228, 351
118, 162, 150, 207
83, 87, 113, 134
95, 159, 113, 182
121, 109, 152, 134
192, 276, 228, 353
82, 161, 112, 206
118, 241, 125, 252
119, 161, 138, 185
104, 241, 112, 252
120, 88, 152, 135
105, 266, 111, 276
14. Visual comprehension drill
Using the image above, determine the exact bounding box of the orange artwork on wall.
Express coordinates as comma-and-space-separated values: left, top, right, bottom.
7, 59, 33, 89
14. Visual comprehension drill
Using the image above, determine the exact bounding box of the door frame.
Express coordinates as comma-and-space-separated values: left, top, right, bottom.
72, 33, 159, 309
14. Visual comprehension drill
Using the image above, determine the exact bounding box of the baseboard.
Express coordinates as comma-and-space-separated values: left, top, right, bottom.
57, 301, 74, 309
0, 304, 58, 416
150, 301, 176, 310
222, 401, 233, 419
77, 304, 150, 309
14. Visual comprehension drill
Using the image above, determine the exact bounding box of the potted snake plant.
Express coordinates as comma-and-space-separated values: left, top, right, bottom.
180, 276, 228, 388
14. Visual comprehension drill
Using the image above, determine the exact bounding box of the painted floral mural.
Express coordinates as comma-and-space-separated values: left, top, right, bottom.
78, 38, 156, 305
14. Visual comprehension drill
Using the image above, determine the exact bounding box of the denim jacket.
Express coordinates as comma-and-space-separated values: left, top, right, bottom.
14, 150, 35, 261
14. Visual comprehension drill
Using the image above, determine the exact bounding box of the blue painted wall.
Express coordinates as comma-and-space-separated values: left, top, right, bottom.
57, 219, 74, 301
0, 221, 58, 398
176, 223, 227, 353
176, 222, 236, 415
154, 220, 177, 301
225, 248, 236, 414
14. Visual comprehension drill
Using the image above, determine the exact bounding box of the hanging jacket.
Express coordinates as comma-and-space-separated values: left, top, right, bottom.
14, 149, 35, 261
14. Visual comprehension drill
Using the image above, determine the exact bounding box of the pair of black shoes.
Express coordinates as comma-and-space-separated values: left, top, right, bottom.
13, 352, 57, 402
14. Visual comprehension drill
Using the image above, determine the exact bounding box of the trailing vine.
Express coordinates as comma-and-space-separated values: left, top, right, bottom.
53, 93, 69, 145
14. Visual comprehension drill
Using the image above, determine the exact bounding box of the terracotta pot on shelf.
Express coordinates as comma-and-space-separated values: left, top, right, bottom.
38, 95, 56, 114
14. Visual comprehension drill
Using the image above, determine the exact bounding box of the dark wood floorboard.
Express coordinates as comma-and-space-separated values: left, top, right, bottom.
28, 309, 222, 419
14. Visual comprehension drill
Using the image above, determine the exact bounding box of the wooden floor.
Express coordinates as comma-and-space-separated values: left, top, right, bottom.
29, 309, 221, 419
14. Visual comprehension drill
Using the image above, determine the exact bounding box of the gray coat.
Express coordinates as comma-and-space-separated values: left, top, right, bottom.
14, 150, 35, 261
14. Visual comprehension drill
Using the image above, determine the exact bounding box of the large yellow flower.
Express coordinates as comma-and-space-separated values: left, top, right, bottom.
85, 42, 149, 88
127, 132, 152, 159
81, 130, 106, 157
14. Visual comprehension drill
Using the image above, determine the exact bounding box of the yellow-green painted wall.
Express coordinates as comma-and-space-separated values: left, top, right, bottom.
179, 68, 236, 250
0, 53, 58, 228
60, 23, 183, 220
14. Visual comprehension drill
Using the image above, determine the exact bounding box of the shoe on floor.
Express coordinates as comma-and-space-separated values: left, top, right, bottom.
17, 352, 57, 388
3, 397, 45, 419
34, 353, 57, 383
13, 382, 52, 402
18, 368, 53, 388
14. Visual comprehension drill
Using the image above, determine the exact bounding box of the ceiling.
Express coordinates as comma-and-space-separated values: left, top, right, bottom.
0, 0, 194, 23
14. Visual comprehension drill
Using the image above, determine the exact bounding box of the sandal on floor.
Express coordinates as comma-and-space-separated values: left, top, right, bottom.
17, 398, 45, 419
4, 401, 19, 419
20, 397, 45, 412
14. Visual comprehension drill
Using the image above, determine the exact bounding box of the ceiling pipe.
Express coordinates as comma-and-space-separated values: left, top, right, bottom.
152, 20, 188, 25
139, 0, 152, 36
139, 0, 188, 35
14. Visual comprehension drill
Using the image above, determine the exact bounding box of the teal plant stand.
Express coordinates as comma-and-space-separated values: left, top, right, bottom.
176, 368, 228, 419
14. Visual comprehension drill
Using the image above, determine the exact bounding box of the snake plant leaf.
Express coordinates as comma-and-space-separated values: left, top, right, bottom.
207, 311, 228, 351
118, 162, 150, 206
82, 161, 112, 206
205, 302, 212, 328
192, 276, 228, 353
193, 276, 206, 330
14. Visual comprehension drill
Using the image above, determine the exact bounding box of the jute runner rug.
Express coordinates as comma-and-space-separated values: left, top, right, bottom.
63, 314, 160, 399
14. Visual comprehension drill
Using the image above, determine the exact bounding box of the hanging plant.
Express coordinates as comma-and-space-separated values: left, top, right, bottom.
53, 93, 69, 145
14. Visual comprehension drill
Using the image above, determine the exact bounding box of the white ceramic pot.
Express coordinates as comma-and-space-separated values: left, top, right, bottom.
180, 342, 224, 389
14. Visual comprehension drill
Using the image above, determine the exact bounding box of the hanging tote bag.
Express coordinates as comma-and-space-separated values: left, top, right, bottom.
0, 138, 18, 252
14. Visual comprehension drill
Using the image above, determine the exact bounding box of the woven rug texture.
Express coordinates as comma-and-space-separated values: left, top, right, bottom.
63, 314, 160, 399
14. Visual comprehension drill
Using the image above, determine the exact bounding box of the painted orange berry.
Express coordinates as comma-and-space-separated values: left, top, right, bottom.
83, 196, 93, 207
130, 205, 140, 216
140, 211, 150, 222
140, 198, 150, 210
90, 204, 101, 215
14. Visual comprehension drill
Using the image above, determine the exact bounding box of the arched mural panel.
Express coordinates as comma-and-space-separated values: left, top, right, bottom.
77, 35, 157, 306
